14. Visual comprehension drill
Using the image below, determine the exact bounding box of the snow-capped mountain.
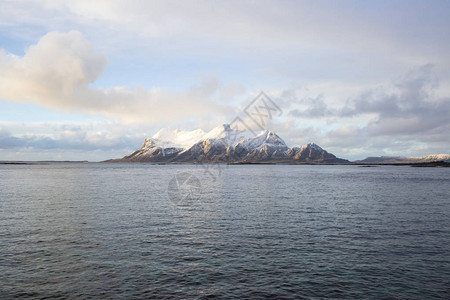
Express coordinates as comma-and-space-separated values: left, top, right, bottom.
119, 124, 349, 164
355, 154, 450, 164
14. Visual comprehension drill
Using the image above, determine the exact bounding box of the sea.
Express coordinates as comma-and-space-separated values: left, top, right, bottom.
0, 163, 449, 299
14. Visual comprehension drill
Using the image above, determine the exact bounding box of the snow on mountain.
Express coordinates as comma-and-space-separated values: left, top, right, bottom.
232, 130, 290, 161
202, 124, 255, 146
356, 154, 450, 164
412, 154, 450, 162
299, 143, 323, 151
146, 124, 255, 149
236, 130, 288, 151
151, 127, 206, 148
288, 142, 344, 162
116, 124, 350, 163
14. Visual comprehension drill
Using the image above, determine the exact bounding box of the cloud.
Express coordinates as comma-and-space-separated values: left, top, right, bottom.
270, 65, 450, 159
0, 122, 140, 151
0, 121, 156, 161
341, 64, 450, 136
0, 31, 233, 124
288, 95, 334, 118
282, 64, 449, 138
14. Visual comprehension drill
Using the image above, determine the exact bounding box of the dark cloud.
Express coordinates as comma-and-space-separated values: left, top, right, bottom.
341, 64, 449, 122
278, 65, 449, 159
333, 65, 449, 145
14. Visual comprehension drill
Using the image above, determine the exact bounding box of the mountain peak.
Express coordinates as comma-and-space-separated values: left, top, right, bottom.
142, 137, 156, 148
260, 130, 286, 145
305, 142, 323, 151
203, 123, 253, 143
118, 124, 349, 164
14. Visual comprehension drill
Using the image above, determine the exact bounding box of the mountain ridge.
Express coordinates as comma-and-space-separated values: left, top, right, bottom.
110, 124, 449, 165
355, 154, 450, 164
115, 124, 349, 164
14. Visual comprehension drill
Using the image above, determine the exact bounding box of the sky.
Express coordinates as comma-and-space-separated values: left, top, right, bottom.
0, 0, 449, 161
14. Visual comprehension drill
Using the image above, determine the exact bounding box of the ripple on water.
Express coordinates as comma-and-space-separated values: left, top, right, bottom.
0, 163, 449, 299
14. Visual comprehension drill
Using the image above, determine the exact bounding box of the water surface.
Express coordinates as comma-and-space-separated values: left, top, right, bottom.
1, 163, 449, 299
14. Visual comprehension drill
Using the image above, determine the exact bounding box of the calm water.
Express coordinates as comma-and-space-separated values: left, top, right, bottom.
0, 163, 449, 299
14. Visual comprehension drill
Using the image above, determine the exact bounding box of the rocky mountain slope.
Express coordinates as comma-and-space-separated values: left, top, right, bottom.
116, 124, 349, 164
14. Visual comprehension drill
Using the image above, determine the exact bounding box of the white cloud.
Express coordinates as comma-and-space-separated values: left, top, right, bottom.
0, 31, 234, 124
